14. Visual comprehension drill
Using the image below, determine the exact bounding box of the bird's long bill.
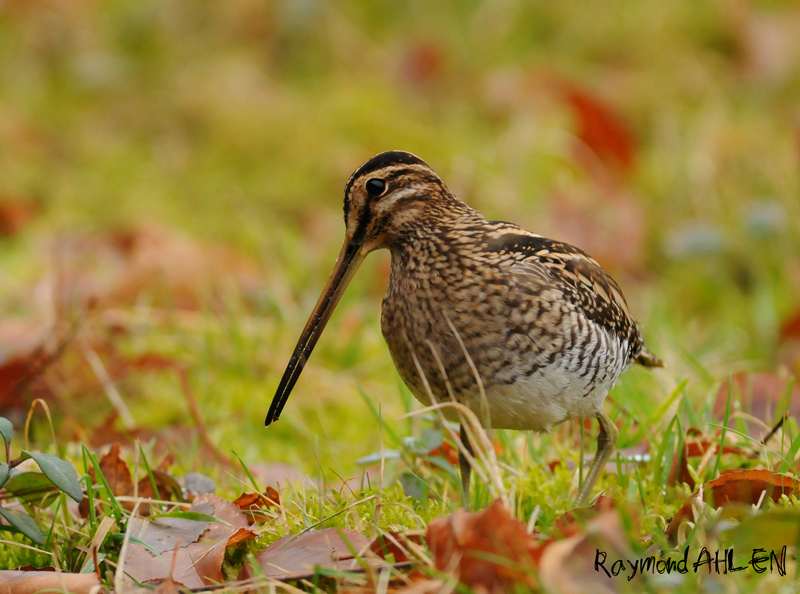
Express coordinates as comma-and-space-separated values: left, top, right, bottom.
265, 239, 365, 426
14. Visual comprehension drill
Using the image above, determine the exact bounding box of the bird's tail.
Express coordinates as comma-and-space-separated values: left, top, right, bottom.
635, 346, 664, 368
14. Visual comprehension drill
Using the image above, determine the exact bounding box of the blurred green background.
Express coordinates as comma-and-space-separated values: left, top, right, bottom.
1, 0, 799, 478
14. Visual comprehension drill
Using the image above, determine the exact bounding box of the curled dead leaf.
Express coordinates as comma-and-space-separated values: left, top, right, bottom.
665, 469, 797, 543
233, 485, 281, 510
426, 499, 541, 593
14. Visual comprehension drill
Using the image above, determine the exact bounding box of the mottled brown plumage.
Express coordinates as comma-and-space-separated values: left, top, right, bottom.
267, 150, 662, 505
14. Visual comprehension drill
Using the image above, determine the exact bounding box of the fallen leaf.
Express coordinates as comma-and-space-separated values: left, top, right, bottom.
685, 438, 750, 458
539, 511, 638, 594
426, 499, 541, 593
233, 485, 281, 510
182, 472, 216, 500
241, 528, 373, 581
122, 493, 257, 587
81, 444, 178, 517
96, 443, 132, 496
665, 429, 747, 490
0, 321, 60, 415
0, 571, 99, 594
665, 469, 797, 542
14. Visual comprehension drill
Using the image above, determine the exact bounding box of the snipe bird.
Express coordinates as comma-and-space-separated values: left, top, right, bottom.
266, 150, 662, 505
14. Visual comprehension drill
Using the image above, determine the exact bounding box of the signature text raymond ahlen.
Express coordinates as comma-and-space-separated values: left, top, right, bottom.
595, 547, 787, 580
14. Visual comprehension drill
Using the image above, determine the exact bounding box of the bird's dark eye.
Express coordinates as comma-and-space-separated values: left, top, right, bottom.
365, 178, 387, 197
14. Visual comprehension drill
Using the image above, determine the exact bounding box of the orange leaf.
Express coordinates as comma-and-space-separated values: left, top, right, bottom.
426, 499, 541, 592
779, 309, 800, 342
233, 486, 281, 509
560, 85, 636, 175
665, 469, 797, 542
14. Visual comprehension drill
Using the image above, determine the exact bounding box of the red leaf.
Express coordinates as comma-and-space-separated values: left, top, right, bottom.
560, 85, 636, 175
779, 309, 800, 342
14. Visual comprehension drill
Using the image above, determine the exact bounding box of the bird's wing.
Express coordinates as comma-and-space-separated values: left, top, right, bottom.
482, 223, 636, 339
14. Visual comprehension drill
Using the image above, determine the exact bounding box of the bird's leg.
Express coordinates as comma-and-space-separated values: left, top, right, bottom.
576, 410, 618, 506
459, 424, 474, 510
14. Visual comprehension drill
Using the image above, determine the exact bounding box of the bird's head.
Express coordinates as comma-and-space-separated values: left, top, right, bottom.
265, 150, 453, 426
342, 150, 451, 253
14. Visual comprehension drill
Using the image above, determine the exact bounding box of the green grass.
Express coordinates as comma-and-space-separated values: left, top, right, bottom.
1, 0, 800, 590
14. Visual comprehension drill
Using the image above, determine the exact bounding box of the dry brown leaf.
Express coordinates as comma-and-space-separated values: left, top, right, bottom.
121, 493, 257, 587
0, 571, 100, 594
665, 469, 797, 542
153, 576, 182, 594
0, 321, 64, 415
80, 443, 174, 516
539, 511, 637, 594
233, 485, 281, 510
426, 499, 541, 593
240, 528, 373, 581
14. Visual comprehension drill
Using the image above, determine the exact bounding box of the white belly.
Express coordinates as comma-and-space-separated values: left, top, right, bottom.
416, 334, 630, 431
